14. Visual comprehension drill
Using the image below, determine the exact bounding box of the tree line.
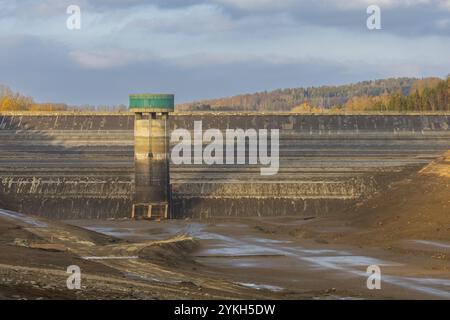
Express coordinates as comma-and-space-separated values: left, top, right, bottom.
179, 77, 449, 113
340, 76, 449, 112
0, 85, 127, 112
0, 85, 67, 111
2, 76, 448, 113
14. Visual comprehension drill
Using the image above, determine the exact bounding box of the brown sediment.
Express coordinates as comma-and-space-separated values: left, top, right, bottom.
0, 113, 449, 299
419, 151, 450, 178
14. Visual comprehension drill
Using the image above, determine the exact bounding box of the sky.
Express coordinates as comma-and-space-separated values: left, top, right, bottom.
0, 0, 449, 105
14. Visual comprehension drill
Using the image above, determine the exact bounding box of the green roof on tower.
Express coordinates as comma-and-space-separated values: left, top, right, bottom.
129, 94, 174, 112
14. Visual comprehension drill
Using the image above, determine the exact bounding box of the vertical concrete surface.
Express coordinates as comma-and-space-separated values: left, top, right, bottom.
130, 94, 174, 219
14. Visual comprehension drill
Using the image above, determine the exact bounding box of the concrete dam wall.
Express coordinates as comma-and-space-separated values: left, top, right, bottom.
0, 113, 449, 219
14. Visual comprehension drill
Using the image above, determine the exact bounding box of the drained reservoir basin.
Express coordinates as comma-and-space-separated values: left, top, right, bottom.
0, 112, 449, 299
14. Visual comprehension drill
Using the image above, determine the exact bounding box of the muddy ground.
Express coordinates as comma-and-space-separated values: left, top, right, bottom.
0, 153, 449, 300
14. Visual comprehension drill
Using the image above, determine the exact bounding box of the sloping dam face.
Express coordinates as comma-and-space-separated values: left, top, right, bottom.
0, 113, 449, 219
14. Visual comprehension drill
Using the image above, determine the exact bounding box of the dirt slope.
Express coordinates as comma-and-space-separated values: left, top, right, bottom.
345, 151, 450, 245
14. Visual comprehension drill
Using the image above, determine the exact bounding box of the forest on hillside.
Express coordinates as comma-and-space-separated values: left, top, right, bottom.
179, 77, 449, 112
340, 76, 449, 113
1, 77, 448, 112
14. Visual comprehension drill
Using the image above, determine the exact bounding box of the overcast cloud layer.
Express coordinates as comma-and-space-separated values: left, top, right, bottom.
0, 0, 449, 105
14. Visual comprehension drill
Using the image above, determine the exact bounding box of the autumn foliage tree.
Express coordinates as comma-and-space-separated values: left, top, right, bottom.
320, 77, 449, 113
291, 102, 324, 113
180, 78, 434, 112
0, 85, 68, 112
344, 76, 450, 112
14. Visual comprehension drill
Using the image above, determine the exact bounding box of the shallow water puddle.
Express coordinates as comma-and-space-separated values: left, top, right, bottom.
84, 226, 138, 238
237, 282, 283, 292
301, 255, 395, 270
124, 272, 183, 285
195, 228, 450, 298
0, 208, 47, 228
412, 240, 450, 250
380, 275, 450, 299
82, 256, 139, 260
201, 244, 285, 257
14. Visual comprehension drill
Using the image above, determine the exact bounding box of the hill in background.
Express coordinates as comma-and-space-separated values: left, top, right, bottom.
177, 77, 446, 112
1, 77, 448, 113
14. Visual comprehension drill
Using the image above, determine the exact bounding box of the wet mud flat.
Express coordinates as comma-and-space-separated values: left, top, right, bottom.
68, 215, 450, 300
0, 171, 450, 299
1, 208, 449, 299
0, 208, 278, 300
0, 115, 450, 299
0, 151, 449, 300
66, 152, 450, 300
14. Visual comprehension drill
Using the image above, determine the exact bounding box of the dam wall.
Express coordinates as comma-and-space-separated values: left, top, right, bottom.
0, 113, 449, 219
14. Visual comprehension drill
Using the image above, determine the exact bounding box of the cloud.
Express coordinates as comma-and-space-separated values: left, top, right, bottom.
436, 18, 450, 29
69, 50, 153, 69
0, 0, 83, 19
213, 0, 295, 10
214, 0, 450, 37
2, 0, 450, 38
213, 0, 433, 11
121, 4, 233, 35
1, 34, 448, 106
440, 0, 450, 9
0, 0, 449, 105
325, 0, 432, 10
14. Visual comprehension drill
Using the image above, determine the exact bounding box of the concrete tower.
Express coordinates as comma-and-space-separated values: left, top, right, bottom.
129, 94, 174, 219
